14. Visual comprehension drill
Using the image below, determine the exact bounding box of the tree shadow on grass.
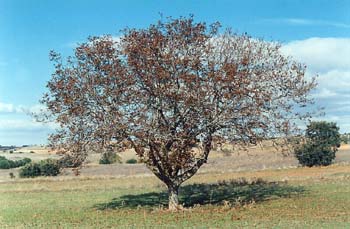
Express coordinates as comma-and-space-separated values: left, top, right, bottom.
94, 178, 305, 210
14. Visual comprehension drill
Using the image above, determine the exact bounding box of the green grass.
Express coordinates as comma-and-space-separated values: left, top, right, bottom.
2, 167, 350, 228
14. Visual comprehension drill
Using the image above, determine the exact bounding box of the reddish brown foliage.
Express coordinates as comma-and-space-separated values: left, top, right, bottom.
42, 16, 316, 209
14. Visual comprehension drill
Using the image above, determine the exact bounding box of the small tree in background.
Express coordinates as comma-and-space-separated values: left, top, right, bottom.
341, 133, 350, 144
295, 121, 341, 167
40, 16, 316, 210
99, 150, 121, 164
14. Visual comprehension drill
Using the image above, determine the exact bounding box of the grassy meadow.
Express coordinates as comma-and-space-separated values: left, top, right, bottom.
2, 163, 350, 228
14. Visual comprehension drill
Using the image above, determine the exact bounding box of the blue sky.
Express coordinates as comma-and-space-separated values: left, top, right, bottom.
0, 0, 350, 145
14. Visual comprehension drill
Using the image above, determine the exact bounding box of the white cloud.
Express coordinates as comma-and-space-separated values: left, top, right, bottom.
281, 37, 350, 133
0, 102, 57, 145
262, 18, 350, 29
0, 102, 23, 113
281, 37, 350, 73
0, 102, 14, 113
21, 104, 47, 114
0, 119, 51, 131
0, 117, 58, 139
313, 88, 337, 98
281, 38, 350, 96
318, 69, 350, 86
0, 102, 46, 114
0, 118, 55, 146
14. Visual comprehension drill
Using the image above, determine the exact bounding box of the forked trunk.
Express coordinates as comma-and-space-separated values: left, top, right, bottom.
167, 184, 180, 210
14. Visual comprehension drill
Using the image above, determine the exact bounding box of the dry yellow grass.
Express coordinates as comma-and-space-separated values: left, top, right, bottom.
3, 162, 350, 193
1, 143, 349, 182
15, 146, 55, 154
340, 144, 350, 150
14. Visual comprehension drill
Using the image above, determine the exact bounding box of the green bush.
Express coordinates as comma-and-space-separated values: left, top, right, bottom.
341, 134, 350, 144
295, 144, 336, 167
295, 121, 341, 167
19, 163, 42, 177
7, 160, 16, 168
39, 159, 60, 176
99, 151, 121, 164
0, 160, 10, 169
0, 156, 31, 169
21, 158, 32, 164
19, 159, 60, 178
57, 154, 77, 168
125, 158, 138, 164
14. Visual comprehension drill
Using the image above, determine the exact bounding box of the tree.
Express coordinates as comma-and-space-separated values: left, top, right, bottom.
341, 133, 350, 144
295, 121, 341, 166
41, 16, 316, 210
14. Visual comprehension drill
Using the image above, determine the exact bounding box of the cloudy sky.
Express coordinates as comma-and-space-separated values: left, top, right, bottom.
0, 0, 349, 145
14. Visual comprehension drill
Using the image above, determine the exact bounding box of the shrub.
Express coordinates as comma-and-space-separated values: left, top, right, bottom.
295, 144, 336, 167
7, 160, 16, 168
0, 160, 10, 169
99, 156, 112, 164
125, 158, 138, 164
29, 151, 35, 153
39, 159, 60, 176
341, 134, 350, 144
9, 150, 13, 154
58, 154, 78, 168
295, 121, 341, 167
19, 163, 42, 177
21, 158, 32, 164
19, 159, 60, 178
99, 151, 121, 164
0, 157, 31, 169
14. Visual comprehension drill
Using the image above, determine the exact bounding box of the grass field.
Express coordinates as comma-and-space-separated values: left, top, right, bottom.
2, 164, 350, 228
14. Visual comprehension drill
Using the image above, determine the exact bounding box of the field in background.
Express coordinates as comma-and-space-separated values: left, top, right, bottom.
0, 142, 349, 182
1, 143, 350, 227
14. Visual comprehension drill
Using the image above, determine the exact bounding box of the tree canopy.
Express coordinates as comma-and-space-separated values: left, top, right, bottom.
42, 16, 316, 209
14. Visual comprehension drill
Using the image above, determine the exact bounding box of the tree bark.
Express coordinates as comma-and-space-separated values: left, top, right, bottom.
167, 184, 180, 210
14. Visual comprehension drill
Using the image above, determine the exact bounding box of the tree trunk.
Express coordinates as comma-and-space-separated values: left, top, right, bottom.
167, 184, 180, 210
